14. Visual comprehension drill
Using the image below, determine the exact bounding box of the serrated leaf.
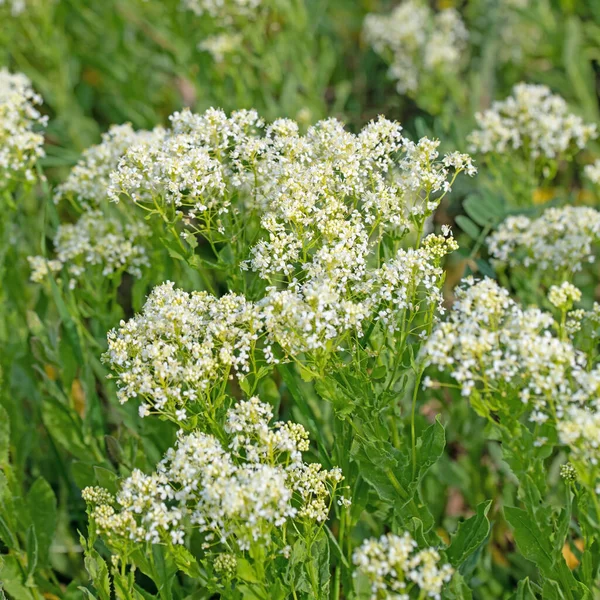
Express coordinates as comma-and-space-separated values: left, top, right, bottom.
504, 506, 553, 573
514, 578, 537, 600
447, 500, 492, 567
83, 549, 111, 600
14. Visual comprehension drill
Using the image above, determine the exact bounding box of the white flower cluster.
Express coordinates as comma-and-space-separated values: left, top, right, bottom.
0, 69, 47, 185
181, 0, 262, 21
0, 0, 26, 16
487, 206, 600, 275
558, 407, 600, 468
468, 83, 597, 160
105, 108, 474, 370
548, 282, 582, 311
423, 277, 588, 424
28, 211, 149, 288
260, 233, 458, 360
83, 397, 343, 549
352, 532, 454, 600
558, 406, 600, 495
108, 108, 474, 250
363, 0, 468, 95
199, 33, 243, 62
55, 123, 165, 207
585, 160, 600, 185
103, 281, 264, 419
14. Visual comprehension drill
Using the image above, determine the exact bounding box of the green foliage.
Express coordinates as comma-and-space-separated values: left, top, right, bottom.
1, 0, 600, 598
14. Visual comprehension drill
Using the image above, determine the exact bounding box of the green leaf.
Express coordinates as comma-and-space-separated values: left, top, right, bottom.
514, 578, 537, 600
0, 555, 35, 600
0, 405, 9, 467
27, 477, 57, 566
402, 416, 445, 491
447, 500, 492, 567
42, 397, 94, 461
26, 525, 38, 580
311, 529, 331, 597
236, 558, 261, 584
151, 544, 175, 600
504, 506, 553, 573
0, 514, 16, 549
455, 215, 481, 240
49, 275, 84, 366
94, 466, 119, 495
83, 549, 111, 600
325, 526, 349, 569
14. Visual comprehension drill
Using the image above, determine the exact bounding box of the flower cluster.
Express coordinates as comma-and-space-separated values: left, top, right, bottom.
352, 532, 454, 599
0, 69, 47, 186
105, 108, 473, 374
181, 0, 262, 21
423, 277, 588, 424
83, 397, 343, 551
585, 160, 600, 185
103, 281, 265, 420
0, 0, 26, 16
558, 407, 600, 495
28, 211, 149, 288
55, 123, 166, 207
363, 0, 468, 95
108, 108, 474, 253
468, 83, 597, 161
548, 282, 582, 312
199, 33, 243, 62
487, 206, 600, 276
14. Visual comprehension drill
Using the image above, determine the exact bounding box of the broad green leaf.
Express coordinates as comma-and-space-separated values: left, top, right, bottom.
504, 506, 553, 573
151, 544, 175, 600
42, 397, 94, 461
455, 215, 481, 240
27, 477, 57, 565
237, 558, 262, 584
94, 466, 119, 495
447, 500, 492, 567
0, 555, 35, 600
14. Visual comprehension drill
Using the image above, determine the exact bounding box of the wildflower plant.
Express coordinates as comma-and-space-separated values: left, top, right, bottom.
0, 68, 47, 190
70, 108, 493, 599
467, 83, 597, 205
487, 206, 600, 287
363, 0, 468, 114
5, 2, 600, 599
423, 277, 600, 595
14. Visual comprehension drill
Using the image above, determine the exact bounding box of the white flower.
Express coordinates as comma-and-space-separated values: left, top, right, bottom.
84, 398, 344, 550
423, 277, 590, 423
363, 0, 468, 95
468, 83, 597, 160
28, 210, 150, 286
55, 123, 166, 207
585, 159, 600, 185
488, 206, 600, 275
353, 532, 453, 599
0, 69, 47, 185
